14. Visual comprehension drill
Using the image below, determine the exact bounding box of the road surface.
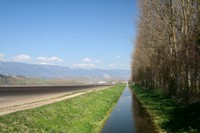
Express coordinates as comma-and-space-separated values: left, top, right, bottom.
0, 85, 110, 115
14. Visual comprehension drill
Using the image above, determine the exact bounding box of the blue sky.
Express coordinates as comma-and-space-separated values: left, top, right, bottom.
0, 0, 138, 70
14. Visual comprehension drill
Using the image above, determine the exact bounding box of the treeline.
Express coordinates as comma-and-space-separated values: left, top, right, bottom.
131, 0, 200, 102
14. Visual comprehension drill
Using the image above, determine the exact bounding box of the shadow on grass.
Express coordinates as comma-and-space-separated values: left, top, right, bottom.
164, 102, 200, 132
131, 85, 200, 133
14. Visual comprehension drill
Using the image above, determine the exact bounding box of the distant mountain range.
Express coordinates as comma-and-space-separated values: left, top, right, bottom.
0, 62, 130, 80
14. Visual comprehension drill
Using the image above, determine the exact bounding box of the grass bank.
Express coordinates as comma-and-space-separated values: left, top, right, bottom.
131, 85, 200, 133
0, 84, 125, 133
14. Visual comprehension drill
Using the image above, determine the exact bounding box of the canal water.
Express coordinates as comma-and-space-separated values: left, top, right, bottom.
101, 85, 157, 133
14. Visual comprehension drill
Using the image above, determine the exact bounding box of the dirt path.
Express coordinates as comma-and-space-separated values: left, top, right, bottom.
0, 86, 110, 116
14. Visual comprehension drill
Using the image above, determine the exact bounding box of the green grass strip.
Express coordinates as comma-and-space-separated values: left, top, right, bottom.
0, 84, 125, 133
131, 85, 200, 133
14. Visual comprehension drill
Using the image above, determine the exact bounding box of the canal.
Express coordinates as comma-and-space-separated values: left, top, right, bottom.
101, 85, 157, 133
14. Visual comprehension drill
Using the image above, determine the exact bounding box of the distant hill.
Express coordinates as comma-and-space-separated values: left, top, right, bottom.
0, 62, 130, 80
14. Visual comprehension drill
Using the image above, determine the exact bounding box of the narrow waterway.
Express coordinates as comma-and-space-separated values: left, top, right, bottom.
101, 85, 157, 133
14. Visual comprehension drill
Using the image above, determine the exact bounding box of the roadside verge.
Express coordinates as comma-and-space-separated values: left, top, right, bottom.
0, 86, 110, 116
0, 84, 125, 133
131, 84, 200, 133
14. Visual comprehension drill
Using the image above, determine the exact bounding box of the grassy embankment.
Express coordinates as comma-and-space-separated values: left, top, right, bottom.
131, 85, 200, 133
0, 84, 125, 133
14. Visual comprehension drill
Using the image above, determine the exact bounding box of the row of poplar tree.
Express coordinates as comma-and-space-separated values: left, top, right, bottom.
131, 0, 200, 102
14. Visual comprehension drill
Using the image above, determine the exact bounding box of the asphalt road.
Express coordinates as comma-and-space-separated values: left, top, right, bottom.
0, 85, 110, 95
0, 84, 110, 109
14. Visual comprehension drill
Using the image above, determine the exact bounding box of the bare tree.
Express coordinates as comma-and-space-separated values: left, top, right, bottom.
131, 0, 200, 103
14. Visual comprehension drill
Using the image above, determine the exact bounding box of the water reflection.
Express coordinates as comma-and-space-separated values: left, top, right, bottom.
101, 85, 158, 133
101, 86, 136, 133
132, 90, 158, 133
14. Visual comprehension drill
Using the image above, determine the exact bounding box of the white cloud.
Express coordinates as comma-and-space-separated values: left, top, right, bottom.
109, 64, 116, 67
0, 53, 5, 58
40, 62, 50, 65
103, 74, 111, 80
0, 53, 6, 62
14, 54, 31, 62
82, 57, 92, 62
37, 57, 47, 61
72, 63, 94, 69
72, 57, 96, 69
116, 55, 121, 58
94, 60, 101, 63
49, 56, 63, 62
37, 56, 63, 63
